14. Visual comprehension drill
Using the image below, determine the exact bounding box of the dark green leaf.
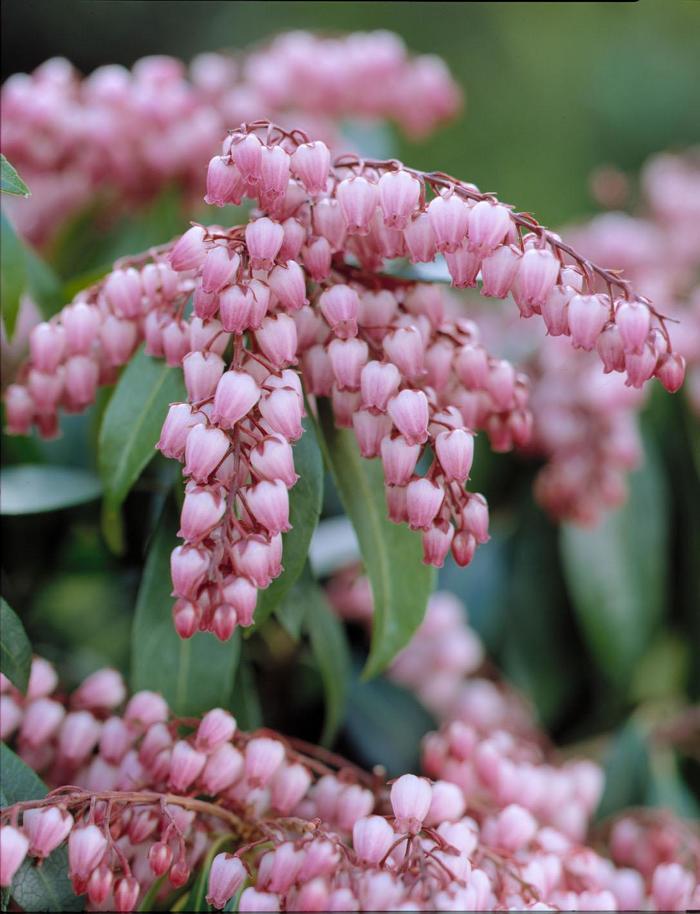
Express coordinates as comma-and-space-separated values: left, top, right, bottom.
229, 653, 263, 730
0, 745, 82, 912
253, 418, 324, 628
317, 401, 434, 678
303, 573, 351, 745
596, 720, 650, 820
344, 664, 436, 777
1, 155, 30, 196
130, 505, 240, 716
646, 746, 700, 819
0, 465, 102, 515
560, 439, 668, 687
1, 210, 27, 338
23, 245, 64, 320
274, 583, 310, 641
0, 597, 32, 693
98, 345, 186, 513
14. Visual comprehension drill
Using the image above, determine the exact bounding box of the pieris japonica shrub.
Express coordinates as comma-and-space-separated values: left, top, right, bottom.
1, 26, 698, 914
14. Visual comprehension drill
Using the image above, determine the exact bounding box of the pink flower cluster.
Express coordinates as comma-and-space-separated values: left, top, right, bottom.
1, 32, 461, 244
4, 120, 686, 639
2, 651, 698, 910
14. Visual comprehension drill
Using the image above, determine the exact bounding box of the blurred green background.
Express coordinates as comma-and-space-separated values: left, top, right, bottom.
3, 0, 700, 225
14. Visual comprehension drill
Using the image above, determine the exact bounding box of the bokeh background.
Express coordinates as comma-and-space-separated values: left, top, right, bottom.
2, 0, 699, 819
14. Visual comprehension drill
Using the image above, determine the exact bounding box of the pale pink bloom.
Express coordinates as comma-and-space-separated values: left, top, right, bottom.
270, 763, 312, 815
212, 371, 261, 428
250, 435, 298, 487
71, 668, 126, 710
268, 261, 308, 312
382, 326, 424, 381
244, 737, 285, 787
246, 479, 291, 535
427, 193, 470, 253
337, 175, 379, 235
245, 217, 284, 270
201, 743, 244, 794
319, 285, 360, 339
388, 389, 429, 445
169, 225, 208, 272
19, 697, 65, 747
0, 826, 29, 887
207, 853, 247, 910
68, 824, 107, 880
353, 815, 395, 865
255, 314, 298, 368
406, 478, 444, 531
178, 486, 225, 542
568, 293, 610, 350
467, 200, 511, 255
291, 141, 331, 195
184, 425, 230, 483
23, 807, 73, 859
169, 740, 207, 791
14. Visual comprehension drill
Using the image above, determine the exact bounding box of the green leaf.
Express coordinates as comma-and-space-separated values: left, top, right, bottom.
0, 465, 102, 515
317, 400, 434, 678
303, 572, 351, 745
23, 245, 64, 320
1, 155, 30, 196
596, 720, 650, 820
1, 210, 27, 338
130, 505, 240, 716
0, 745, 83, 912
560, 439, 668, 687
275, 583, 310, 641
252, 418, 324, 629
0, 598, 32, 693
229, 653, 263, 731
98, 345, 186, 513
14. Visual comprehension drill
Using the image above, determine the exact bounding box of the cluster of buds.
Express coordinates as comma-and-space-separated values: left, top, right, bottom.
0, 32, 461, 245
4, 120, 687, 639
2, 651, 698, 911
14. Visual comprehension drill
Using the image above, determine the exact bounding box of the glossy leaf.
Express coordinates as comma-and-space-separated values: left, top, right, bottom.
1, 154, 30, 196
0, 598, 32, 694
560, 440, 668, 687
1, 210, 27, 338
0, 745, 82, 912
0, 465, 102, 515
253, 417, 324, 628
130, 506, 240, 716
317, 401, 434, 678
98, 345, 186, 512
304, 573, 351, 745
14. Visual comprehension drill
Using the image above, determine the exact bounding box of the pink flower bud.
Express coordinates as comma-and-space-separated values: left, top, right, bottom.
425, 780, 466, 825
486, 359, 516, 411
169, 858, 191, 889
29, 322, 65, 372
452, 530, 477, 566
259, 387, 303, 440
616, 299, 651, 354
239, 888, 280, 913
388, 389, 429, 445
0, 695, 22, 740
246, 479, 291, 535
255, 314, 298, 368
234, 133, 263, 185
99, 316, 138, 366
23, 807, 73, 859
58, 710, 101, 765
319, 285, 360, 339
259, 144, 291, 201
63, 355, 99, 411
0, 826, 29, 887
170, 544, 210, 599
212, 371, 261, 428
125, 691, 169, 729
512, 247, 560, 313
246, 218, 284, 270
335, 784, 375, 832
379, 170, 421, 229
201, 246, 238, 294
268, 261, 308, 312
173, 600, 200, 639
19, 697, 65, 747
201, 742, 244, 793
157, 403, 202, 460
270, 762, 312, 815
207, 853, 247, 910
625, 342, 657, 388
72, 668, 125, 710
142, 262, 178, 303
390, 773, 432, 834
353, 815, 395, 865
231, 536, 277, 589
406, 478, 444, 530
492, 804, 537, 852
652, 863, 693, 911
381, 435, 421, 486
596, 323, 626, 373
435, 428, 474, 482
114, 876, 140, 913
403, 212, 437, 263
462, 493, 490, 543
353, 410, 392, 458
148, 841, 173, 878
297, 839, 340, 882
467, 201, 510, 255
383, 326, 425, 381
212, 603, 238, 642
250, 435, 298, 487
568, 293, 611, 350
184, 425, 230, 483
422, 521, 455, 567
291, 141, 331, 195
655, 351, 685, 393
179, 486, 225, 541
87, 864, 113, 906
27, 656, 58, 699
427, 194, 470, 253
161, 319, 190, 367
244, 737, 285, 787
169, 739, 207, 791
63, 302, 101, 355
480, 244, 521, 298
542, 284, 572, 336
68, 824, 107, 881
4, 385, 34, 435
303, 237, 332, 282
313, 199, 347, 251
205, 156, 245, 206
104, 268, 143, 318
445, 245, 481, 288
219, 285, 255, 334
144, 311, 165, 357
279, 218, 306, 262
329, 338, 369, 391
99, 716, 133, 764
337, 176, 379, 235
360, 361, 401, 413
